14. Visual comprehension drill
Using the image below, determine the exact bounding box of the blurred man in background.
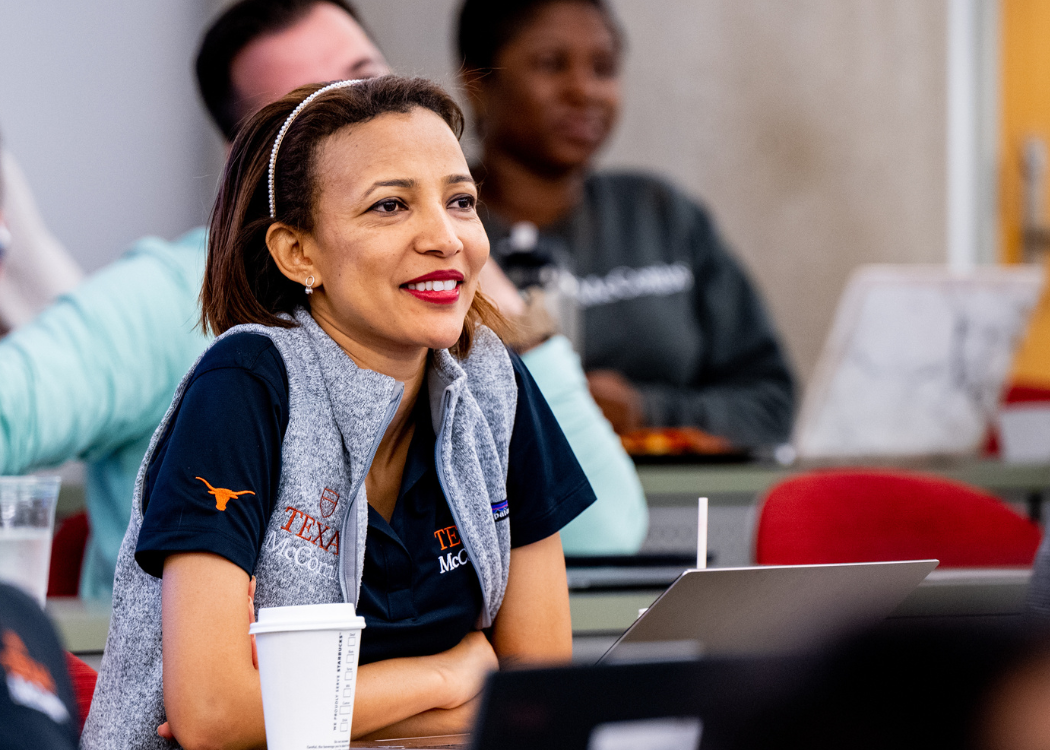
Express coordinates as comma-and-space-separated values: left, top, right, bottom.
0, 0, 646, 600
0, 0, 389, 599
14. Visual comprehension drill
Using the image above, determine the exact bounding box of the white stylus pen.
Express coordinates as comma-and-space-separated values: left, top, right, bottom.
697, 496, 708, 569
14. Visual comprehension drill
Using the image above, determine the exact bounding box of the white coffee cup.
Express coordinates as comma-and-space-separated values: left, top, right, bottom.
249, 602, 366, 749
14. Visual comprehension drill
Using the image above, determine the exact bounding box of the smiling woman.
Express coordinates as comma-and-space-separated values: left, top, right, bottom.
81, 77, 595, 750
201, 75, 506, 359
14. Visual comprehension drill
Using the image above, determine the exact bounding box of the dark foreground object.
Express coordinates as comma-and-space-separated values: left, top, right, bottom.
470, 620, 1050, 750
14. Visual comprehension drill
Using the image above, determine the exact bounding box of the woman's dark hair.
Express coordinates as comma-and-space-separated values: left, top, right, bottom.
196, 0, 370, 140
201, 75, 507, 357
456, 0, 621, 73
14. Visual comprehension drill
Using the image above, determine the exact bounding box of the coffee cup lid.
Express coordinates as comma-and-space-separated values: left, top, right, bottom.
249, 603, 366, 635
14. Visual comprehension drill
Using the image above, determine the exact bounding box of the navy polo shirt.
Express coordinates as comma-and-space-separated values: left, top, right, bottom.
136, 332, 595, 664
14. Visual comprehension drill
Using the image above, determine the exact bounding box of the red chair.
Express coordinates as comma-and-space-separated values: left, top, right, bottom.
64, 652, 97, 733
47, 511, 90, 598
754, 470, 1042, 567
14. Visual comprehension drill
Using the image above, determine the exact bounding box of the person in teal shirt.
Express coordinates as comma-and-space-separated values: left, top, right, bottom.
0, 229, 209, 599
0, 0, 646, 599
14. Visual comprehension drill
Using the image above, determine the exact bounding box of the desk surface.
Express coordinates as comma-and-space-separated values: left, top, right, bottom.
46, 598, 113, 653
50, 459, 1050, 519
349, 736, 469, 748
637, 458, 1050, 502
51, 568, 1032, 654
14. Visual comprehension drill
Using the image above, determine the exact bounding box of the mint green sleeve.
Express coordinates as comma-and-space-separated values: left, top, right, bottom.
0, 232, 210, 474
520, 335, 648, 554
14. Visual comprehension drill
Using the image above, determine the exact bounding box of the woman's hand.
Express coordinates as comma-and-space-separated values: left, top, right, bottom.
478, 260, 526, 317
352, 630, 498, 739
478, 260, 560, 353
358, 633, 496, 741
361, 696, 483, 742
586, 370, 645, 435
432, 631, 499, 709
248, 575, 258, 669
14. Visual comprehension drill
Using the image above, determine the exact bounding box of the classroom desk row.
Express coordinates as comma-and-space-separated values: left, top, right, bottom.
631, 457, 1050, 565
48, 567, 1033, 664
43, 456, 1048, 661
52, 456, 1050, 520
636, 457, 1050, 518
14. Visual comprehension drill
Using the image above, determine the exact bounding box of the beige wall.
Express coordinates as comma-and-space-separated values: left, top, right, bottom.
356, 0, 950, 385
0, 0, 226, 272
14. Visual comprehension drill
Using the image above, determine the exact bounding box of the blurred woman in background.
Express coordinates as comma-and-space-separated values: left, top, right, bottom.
458, 0, 796, 448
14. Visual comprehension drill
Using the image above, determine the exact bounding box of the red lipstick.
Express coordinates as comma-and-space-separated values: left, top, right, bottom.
401, 269, 464, 305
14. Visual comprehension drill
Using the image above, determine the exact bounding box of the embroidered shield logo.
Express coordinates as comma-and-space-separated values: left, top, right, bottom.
320, 488, 340, 519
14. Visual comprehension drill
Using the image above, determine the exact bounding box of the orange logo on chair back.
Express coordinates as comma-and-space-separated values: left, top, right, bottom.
196, 476, 256, 511
1, 629, 69, 723
0, 630, 55, 694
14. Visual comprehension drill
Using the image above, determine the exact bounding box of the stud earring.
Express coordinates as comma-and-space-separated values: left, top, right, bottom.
304, 275, 315, 295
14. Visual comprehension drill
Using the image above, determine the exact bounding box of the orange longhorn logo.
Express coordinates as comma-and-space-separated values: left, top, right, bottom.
0, 630, 55, 694
195, 476, 256, 511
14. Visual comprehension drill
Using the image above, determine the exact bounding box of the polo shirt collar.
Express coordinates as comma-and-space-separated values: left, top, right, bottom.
427, 347, 467, 435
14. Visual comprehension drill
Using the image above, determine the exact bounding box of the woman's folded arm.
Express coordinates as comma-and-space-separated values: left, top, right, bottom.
160, 552, 501, 747
353, 633, 496, 738
490, 532, 573, 668
162, 553, 266, 750
363, 532, 573, 739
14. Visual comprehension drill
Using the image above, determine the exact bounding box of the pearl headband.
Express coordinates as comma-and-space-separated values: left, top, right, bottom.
267, 79, 364, 219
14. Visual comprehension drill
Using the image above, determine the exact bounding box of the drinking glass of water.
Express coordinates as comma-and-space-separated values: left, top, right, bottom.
0, 476, 61, 605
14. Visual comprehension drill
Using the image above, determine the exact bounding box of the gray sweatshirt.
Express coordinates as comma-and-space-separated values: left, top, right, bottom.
482, 170, 796, 447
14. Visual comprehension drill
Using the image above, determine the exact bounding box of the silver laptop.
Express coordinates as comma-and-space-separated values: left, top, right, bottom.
601, 559, 939, 661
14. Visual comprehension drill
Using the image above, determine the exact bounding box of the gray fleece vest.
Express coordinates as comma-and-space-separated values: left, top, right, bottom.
81, 308, 517, 750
